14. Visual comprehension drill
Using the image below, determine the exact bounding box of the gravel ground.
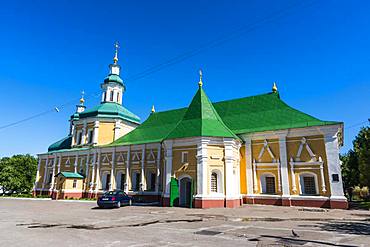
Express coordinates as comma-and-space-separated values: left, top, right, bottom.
0, 197, 369, 247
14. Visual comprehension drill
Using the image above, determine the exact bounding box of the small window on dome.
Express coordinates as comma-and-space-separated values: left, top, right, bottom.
117, 92, 120, 102
110, 91, 114, 101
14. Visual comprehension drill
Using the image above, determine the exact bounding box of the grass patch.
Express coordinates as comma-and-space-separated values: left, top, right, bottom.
357, 201, 370, 210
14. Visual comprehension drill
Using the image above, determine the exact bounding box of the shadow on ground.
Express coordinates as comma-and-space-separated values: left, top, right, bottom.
317, 220, 370, 236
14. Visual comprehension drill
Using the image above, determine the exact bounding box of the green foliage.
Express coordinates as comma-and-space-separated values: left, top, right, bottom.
353, 126, 370, 187
341, 125, 370, 190
340, 150, 359, 188
0, 154, 37, 193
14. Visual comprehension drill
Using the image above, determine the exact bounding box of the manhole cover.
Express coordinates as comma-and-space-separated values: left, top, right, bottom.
195, 230, 222, 236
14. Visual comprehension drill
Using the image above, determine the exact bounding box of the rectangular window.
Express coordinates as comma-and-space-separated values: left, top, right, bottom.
48, 172, 53, 184
134, 172, 141, 191
110, 91, 114, 101
87, 129, 94, 144
76, 131, 82, 145
120, 174, 126, 190
72, 179, 77, 188
181, 152, 188, 163
105, 174, 111, 191
150, 172, 156, 191
211, 173, 218, 193
265, 177, 276, 194
303, 176, 316, 195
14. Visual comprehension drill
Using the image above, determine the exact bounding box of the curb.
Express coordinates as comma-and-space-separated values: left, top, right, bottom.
0, 197, 51, 201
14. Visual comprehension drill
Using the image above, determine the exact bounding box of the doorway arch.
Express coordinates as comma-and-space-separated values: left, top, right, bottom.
179, 176, 192, 207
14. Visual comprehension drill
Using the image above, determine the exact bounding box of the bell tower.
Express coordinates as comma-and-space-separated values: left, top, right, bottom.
101, 41, 125, 105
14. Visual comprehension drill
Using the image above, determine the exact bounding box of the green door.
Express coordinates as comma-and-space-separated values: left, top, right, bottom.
170, 177, 179, 207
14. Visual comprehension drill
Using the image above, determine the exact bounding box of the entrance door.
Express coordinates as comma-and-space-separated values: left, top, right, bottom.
179, 177, 192, 207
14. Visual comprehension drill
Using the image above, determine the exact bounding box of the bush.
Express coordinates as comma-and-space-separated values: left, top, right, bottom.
353, 186, 361, 200
360, 186, 369, 200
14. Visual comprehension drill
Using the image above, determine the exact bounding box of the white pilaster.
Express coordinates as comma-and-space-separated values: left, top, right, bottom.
49, 155, 57, 192
95, 151, 101, 194
93, 121, 99, 145
224, 138, 236, 199
164, 140, 173, 197
74, 154, 79, 173
290, 158, 297, 192
57, 155, 61, 173
113, 120, 121, 141
141, 145, 145, 191
196, 138, 208, 197
125, 146, 130, 193
253, 160, 258, 192
110, 149, 116, 191
82, 120, 87, 144
279, 135, 291, 197
34, 158, 42, 190
90, 152, 97, 193
319, 156, 327, 193
85, 153, 90, 191
41, 157, 49, 190
244, 138, 254, 195
155, 143, 161, 193
324, 130, 346, 200
72, 126, 77, 146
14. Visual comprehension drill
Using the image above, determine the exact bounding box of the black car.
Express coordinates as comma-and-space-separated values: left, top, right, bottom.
97, 190, 133, 208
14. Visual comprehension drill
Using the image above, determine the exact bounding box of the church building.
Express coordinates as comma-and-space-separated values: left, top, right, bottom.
33, 44, 348, 209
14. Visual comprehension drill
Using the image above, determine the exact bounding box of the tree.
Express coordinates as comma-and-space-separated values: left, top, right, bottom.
340, 150, 359, 189
0, 154, 37, 194
353, 126, 370, 187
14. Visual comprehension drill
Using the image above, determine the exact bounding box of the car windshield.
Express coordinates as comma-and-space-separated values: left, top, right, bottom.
104, 191, 118, 196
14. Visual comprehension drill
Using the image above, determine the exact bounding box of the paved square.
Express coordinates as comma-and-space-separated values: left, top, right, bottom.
0, 198, 369, 246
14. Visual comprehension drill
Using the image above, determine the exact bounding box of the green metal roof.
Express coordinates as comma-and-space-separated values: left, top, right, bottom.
56, 172, 84, 179
166, 87, 238, 140
104, 74, 124, 86
78, 102, 140, 124
109, 108, 187, 146
111, 90, 340, 146
213, 92, 339, 134
48, 135, 72, 152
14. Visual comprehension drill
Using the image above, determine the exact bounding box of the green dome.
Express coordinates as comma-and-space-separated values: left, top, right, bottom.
104, 74, 124, 85
78, 102, 140, 124
48, 135, 72, 152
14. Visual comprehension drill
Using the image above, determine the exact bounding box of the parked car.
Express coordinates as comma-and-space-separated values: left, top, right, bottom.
97, 190, 133, 208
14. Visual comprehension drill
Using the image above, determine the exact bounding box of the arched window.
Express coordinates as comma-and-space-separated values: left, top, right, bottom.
299, 173, 317, 195
211, 172, 218, 193
261, 173, 276, 194
110, 91, 114, 101
117, 92, 120, 102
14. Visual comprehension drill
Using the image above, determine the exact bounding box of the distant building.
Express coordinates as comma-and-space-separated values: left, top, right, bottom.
33, 44, 347, 209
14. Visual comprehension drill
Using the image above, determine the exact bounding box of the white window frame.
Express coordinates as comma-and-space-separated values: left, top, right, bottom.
72, 179, 77, 189
299, 172, 319, 195
260, 172, 276, 194
87, 129, 94, 144
209, 169, 223, 194
75, 130, 83, 145
181, 152, 189, 164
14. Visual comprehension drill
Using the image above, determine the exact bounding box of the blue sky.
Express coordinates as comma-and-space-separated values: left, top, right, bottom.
0, 0, 369, 157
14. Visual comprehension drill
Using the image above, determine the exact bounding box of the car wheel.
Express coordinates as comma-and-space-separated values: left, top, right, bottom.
116, 201, 121, 208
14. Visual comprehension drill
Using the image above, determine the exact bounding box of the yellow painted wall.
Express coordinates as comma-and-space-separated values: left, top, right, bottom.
286, 135, 330, 196
250, 139, 280, 195
252, 139, 280, 162
207, 145, 224, 194
98, 122, 115, 145
63, 178, 84, 190
239, 145, 246, 194
172, 146, 197, 182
